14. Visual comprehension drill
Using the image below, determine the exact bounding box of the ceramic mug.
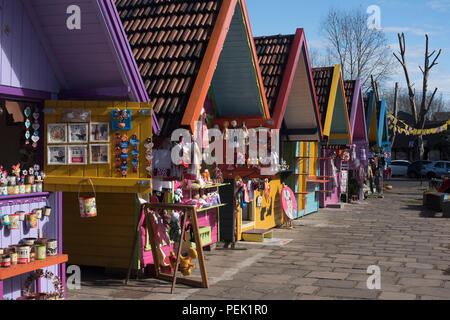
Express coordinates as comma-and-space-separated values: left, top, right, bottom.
35, 244, 46, 260
19, 184, 26, 194
46, 239, 58, 256
8, 214, 20, 230
36, 183, 43, 193
43, 206, 52, 217
31, 184, 37, 193
26, 214, 37, 229
17, 211, 26, 221
25, 184, 32, 194
17, 245, 30, 264
7, 186, 15, 195
23, 238, 36, 246
1, 214, 10, 226
33, 208, 43, 219
1, 254, 11, 267
10, 252, 17, 265
1, 185, 7, 196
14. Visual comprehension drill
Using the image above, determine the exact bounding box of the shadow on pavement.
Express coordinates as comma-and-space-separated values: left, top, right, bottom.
403, 204, 449, 219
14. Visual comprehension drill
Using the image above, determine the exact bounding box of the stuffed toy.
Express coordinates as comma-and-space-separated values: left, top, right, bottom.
168, 211, 181, 242
174, 188, 183, 203
179, 248, 198, 276
201, 169, 210, 184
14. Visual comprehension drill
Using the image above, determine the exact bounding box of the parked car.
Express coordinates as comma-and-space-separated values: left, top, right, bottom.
388, 160, 411, 176
407, 160, 432, 178
420, 161, 450, 179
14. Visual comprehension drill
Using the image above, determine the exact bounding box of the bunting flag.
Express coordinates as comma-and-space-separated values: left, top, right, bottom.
388, 113, 449, 136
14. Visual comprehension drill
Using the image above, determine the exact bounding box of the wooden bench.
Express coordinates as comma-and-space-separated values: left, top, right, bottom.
242, 229, 273, 242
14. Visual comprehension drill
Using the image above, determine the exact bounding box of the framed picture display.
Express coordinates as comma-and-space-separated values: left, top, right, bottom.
90, 122, 110, 142
68, 145, 88, 165
47, 124, 67, 144
90, 144, 110, 164
47, 146, 67, 165
68, 123, 88, 143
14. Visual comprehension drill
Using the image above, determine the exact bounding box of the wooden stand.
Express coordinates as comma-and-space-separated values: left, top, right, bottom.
125, 203, 209, 294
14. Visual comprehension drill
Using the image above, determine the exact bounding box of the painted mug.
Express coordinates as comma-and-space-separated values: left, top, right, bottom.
1, 185, 7, 196
8, 214, 20, 230
26, 214, 38, 229
31, 184, 37, 193
25, 184, 32, 194
1, 214, 10, 226
19, 184, 26, 194
35, 244, 46, 260
46, 239, 58, 256
36, 183, 43, 193
17, 211, 26, 221
13, 185, 20, 195
17, 246, 30, 264
7, 186, 15, 195
33, 208, 43, 219
43, 206, 52, 217
10, 252, 18, 265
1, 254, 11, 268
23, 238, 36, 246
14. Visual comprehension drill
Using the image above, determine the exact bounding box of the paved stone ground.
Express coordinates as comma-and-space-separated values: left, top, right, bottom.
67, 179, 450, 300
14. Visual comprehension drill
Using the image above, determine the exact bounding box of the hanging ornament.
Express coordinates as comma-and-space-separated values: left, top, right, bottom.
120, 135, 129, 178
144, 138, 153, 178
130, 134, 140, 173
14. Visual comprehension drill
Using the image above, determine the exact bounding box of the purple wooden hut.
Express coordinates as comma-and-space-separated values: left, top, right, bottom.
344, 78, 369, 200
0, 0, 155, 300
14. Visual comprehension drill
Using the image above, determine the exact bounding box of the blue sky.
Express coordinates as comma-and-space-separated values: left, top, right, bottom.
247, 0, 450, 101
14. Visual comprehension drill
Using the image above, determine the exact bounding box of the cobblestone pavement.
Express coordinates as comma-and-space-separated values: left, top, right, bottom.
67, 179, 450, 300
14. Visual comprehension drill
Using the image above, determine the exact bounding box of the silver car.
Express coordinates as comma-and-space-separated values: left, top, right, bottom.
388, 160, 411, 176
420, 161, 450, 179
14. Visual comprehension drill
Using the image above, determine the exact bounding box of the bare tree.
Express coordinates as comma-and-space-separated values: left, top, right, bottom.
320, 7, 395, 90
393, 33, 442, 160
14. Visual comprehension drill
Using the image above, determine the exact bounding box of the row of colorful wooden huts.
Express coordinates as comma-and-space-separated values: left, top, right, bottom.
0, 0, 391, 299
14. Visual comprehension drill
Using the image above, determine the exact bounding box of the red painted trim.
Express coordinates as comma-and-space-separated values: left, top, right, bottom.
271, 29, 323, 139
240, 0, 271, 120
181, 0, 238, 132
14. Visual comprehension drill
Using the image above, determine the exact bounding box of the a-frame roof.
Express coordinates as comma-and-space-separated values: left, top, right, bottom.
254, 29, 323, 141
116, 0, 270, 136
365, 91, 379, 146
344, 78, 368, 143
312, 65, 351, 145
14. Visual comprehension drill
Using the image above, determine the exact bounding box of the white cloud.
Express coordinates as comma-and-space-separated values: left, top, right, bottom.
427, 0, 450, 12
383, 26, 432, 36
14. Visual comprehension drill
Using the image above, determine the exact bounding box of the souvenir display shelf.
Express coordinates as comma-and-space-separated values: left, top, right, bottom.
0, 191, 65, 300
183, 183, 229, 247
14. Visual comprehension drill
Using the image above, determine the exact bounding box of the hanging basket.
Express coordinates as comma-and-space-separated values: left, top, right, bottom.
78, 179, 97, 218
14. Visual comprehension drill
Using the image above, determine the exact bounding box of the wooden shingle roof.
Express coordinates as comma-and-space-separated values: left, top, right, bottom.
311, 67, 334, 128
115, 0, 222, 137
254, 34, 294, 115
344, 80, 355, 115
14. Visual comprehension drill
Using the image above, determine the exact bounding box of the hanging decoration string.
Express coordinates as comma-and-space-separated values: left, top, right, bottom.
387, 113, 449, 136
